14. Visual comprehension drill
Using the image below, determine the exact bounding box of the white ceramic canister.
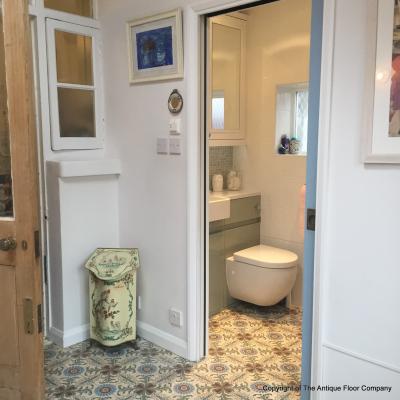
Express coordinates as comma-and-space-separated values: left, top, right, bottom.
212, 174, 223, 192
232, 176, 241, 190
227, 170, 237, 190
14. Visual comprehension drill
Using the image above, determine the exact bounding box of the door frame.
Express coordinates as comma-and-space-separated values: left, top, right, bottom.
0, 0, 44, 397
185, 0, 336, 395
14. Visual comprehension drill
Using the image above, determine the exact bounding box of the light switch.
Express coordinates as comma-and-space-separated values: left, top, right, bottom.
169, 118, 181, 135
169, 138, 181, 155
157, 138, 168, 154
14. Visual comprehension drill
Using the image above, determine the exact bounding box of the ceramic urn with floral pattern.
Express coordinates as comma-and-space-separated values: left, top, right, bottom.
85, 248, 140, 346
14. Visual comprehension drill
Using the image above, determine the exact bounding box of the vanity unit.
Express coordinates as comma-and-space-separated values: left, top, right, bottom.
208, 13, 247, 146
209, 193, 261, 316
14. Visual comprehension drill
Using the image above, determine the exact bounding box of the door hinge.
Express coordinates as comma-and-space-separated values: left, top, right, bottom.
37, 304, 43, 334
23, 298, 34, 335
34, 230, 40, 258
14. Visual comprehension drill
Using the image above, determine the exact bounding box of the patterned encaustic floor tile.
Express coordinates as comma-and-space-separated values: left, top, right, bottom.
45, 302, 302, 399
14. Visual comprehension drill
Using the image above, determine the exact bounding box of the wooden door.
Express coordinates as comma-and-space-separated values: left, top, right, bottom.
0, 0, 44, 399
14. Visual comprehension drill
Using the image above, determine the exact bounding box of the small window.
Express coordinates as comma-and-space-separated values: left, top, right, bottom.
44, 0, 93, 18
55, 30, 93, 85
275, 83, 308, 155
58, 88, 95, 138
46, 19, 103, 150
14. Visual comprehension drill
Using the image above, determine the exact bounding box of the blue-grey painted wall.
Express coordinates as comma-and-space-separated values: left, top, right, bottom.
301, 0, 324, 398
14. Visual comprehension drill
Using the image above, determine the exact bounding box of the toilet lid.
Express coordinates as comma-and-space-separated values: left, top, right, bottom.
233, 245, 298, 269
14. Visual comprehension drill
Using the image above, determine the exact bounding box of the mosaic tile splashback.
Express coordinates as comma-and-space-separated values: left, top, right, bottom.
45, 302, 302, 399
209, 146, 233, 189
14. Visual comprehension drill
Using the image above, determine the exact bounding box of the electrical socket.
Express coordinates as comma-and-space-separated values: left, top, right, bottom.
169, 308, 182, 327
137, 296, 142, 310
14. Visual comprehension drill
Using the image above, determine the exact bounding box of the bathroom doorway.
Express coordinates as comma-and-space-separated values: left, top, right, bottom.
203, 0, 322, 396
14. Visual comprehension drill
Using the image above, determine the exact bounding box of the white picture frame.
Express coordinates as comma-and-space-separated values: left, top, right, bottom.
126, 9, 184, 84
364, 0, 400, 163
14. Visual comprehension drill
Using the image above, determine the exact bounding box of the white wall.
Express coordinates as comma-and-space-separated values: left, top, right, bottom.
46, 160, 120, 347
235, 0, 311, 306
316, 0, 400, 396
98, 0, 189, 356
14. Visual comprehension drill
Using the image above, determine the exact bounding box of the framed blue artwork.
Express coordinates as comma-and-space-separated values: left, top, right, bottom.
127, 9, 183, 84
364, 0, 400, 163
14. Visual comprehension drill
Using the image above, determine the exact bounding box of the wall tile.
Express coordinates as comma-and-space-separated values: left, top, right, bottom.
209, 146, 233, 189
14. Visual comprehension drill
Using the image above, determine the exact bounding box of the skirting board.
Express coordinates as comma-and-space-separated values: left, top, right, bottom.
49, 324, 90, 348
137, 320, 188, 359
48, 321, 187, 358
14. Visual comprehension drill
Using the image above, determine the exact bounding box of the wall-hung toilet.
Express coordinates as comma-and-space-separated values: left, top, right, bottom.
226, 245, 298, 306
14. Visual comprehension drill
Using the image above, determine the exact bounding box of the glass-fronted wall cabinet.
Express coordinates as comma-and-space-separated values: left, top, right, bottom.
208, 13, 247, 146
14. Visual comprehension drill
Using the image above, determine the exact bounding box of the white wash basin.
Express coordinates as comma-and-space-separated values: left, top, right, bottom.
209, 193, 230, 222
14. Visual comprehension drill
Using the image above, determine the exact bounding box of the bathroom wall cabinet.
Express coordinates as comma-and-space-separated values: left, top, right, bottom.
209, 195, 261, 316
208, 13, 247, 147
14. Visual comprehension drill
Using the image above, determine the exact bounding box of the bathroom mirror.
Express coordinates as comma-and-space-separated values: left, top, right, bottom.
209, 14, 246, 142
212, 22, 241, 131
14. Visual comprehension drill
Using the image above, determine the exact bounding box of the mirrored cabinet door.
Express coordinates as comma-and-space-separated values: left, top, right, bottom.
208, 14, 246, 144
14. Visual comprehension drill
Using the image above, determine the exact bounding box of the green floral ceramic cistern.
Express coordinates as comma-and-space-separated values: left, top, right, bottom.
85, 248, 140, 346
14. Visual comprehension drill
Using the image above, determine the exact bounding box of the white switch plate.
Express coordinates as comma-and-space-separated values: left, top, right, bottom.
169, 308, 183, 327
169, 138, 181, 155
157, 138, 168, 154
169, 118, 181, 135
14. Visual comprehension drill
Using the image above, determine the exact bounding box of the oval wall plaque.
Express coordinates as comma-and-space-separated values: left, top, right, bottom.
168, 89, 183, 114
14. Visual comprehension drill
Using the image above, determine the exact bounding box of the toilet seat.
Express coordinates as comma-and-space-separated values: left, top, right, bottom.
233, 245, 298, 269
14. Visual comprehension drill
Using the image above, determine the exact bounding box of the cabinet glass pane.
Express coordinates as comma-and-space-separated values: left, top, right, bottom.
58, 88, 95, 138
55, 30, 93, 85
212, 23, 241, 131
0, 15, 13, 217
44, 0, 93, 18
